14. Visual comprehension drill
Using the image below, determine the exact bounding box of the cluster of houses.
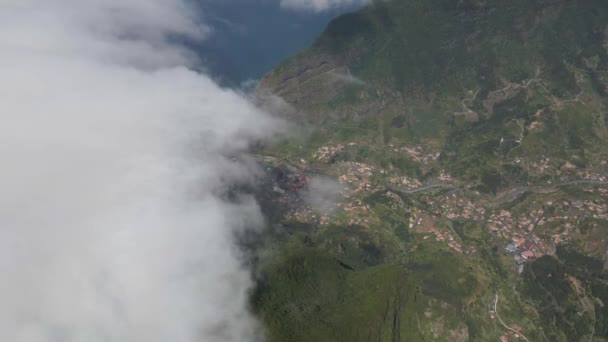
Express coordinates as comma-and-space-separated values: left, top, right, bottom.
484, 207, 549, 270
315, 142, 441, 165
340, 197, 372, 227
336, 161, 382, 197
487, 209, 544, 240
386, 143, 440, 164
562, 168, 608, 182
505, 236, 545, 273
268, 147, 608, 278
408, 208, 465, 253
435, 192, 486, 221
498, 330, 524, 342
512, 153, 608, 183
537, 197, 608, 245
313, 144, 345, 162
386, 174, 422, 190
530, 157, 553, 174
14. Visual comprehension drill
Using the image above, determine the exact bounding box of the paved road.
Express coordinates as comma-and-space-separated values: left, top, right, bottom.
401, 182, 457, 195
258, 152, 608, 209
493, 180, 608, 207
494, 293, 531, 342
255, 154, 333, 177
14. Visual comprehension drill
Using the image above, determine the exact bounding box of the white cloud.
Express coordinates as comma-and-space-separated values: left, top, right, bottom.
0, 1, 281, 341
280, 0, 368, 12
301, 176, 343, 213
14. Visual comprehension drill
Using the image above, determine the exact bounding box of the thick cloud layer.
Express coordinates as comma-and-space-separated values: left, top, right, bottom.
0, 1, 280, 341
280, 0, 368, 12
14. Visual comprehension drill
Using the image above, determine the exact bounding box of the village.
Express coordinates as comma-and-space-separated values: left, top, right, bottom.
263, 143, 608, 274
256, 142, 608, 341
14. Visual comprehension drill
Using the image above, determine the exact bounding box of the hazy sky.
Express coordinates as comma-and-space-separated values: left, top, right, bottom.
0, 1, 282, 341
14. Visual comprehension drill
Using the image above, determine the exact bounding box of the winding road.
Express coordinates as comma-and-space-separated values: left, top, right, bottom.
494, 293, 531, 342
493, 179, 608, 207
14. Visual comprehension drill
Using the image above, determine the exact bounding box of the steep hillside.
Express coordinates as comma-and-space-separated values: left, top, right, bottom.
254, 1, 608, 341
260, 0, 608, 188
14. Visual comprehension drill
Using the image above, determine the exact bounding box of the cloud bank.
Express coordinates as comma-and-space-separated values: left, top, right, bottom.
0, 1, 280, 341
280, 0, 369, 12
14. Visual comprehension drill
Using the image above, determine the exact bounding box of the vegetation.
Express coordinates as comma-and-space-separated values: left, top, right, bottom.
253, 0, 608, 340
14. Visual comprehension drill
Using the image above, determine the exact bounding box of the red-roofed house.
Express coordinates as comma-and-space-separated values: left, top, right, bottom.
521, 250, 534, 259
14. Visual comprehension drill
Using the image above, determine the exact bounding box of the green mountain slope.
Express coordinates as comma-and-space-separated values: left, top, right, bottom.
260, 0, 608, 189
254, 249, 450, 342
254, 1, 608, 341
